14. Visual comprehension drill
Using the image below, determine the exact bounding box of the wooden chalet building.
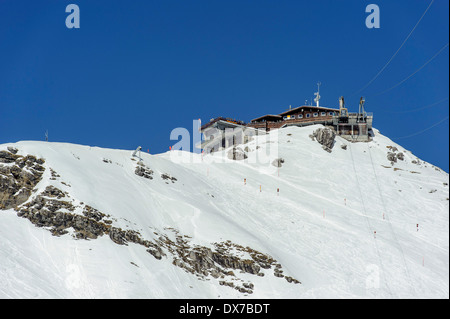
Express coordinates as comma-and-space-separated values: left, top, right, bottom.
199, 91, 374, 152
247, 106, 339, 131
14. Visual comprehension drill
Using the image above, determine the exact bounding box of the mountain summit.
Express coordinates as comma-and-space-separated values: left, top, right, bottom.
0, 125, 448, 298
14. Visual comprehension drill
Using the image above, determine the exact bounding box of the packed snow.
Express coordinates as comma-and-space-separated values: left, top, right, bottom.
0, 125, 448, 298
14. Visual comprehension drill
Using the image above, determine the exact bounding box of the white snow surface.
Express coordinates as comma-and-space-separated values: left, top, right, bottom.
0, 125, 448, 298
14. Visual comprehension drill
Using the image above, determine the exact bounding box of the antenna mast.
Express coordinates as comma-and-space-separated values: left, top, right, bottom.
314, 82, 321, 107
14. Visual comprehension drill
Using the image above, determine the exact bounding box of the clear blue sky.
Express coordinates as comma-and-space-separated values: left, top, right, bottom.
1, 0, 448, 171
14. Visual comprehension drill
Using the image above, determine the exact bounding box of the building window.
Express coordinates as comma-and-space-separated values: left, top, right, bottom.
329, 112, 335, 116
321, 112, 326, 116
306, 113, 311, 118
313, 113, 318, 117
298, 114, 303, 119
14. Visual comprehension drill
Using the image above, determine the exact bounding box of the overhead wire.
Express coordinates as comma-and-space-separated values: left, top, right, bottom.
350, 0, 435, 98
371, 43, 449, 97
391, 116, 449, 140
348, 143, 394, 297
366, 143, 417, 297
340, 1, 443, 295
376, 97, 448, 114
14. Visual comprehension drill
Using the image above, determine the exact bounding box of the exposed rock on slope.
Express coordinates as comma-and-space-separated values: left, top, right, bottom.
0, 150, 45, 210
15, 182, 300, 293
0, 128, 448, 298
310, 127, 336, 153
272, 158, 285, 167
1, 147, 300, 295
228, 147, 248, 160
386, 145, 405, 165
135, 162, 154, 179
161, 173, 177, 183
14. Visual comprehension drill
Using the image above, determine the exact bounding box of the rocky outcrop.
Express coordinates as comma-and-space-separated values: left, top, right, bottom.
13, 182, 300, 294
16, 191, 109, 239
161, 173, 177, 183
271, 158, 285, 168
2, 148, 300, 295
310, 127, 336, 153
156, 230, 301, 294
387, 152, 397, 163
135, 162, 178, 184
7, 147, 18, 154
42, 185, 66, 199
82, 205, 107, 221
386, 146, 405, 165
0, 150, 45, 210
108, 227, 128, 245
135, 163, 154, 180
227, 147, 248, 161
0, 150, 20, 164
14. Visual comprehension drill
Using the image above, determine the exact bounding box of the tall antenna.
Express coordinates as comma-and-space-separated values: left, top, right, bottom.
314, 81, 321, 107
45, 130, 48, 142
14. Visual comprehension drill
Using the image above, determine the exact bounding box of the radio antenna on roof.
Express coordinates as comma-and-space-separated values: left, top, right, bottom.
314, 82, 321, 107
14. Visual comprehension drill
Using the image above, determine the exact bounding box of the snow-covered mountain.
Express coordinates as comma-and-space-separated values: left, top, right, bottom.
0, 125, 448, 298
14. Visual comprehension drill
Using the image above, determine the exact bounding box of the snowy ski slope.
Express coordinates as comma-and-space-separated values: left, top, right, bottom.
0, 125, 448, 298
